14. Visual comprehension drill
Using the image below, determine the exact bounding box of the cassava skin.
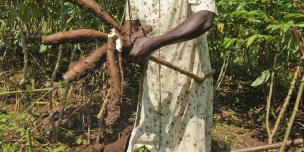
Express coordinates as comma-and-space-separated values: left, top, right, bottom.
105, 37, 123, 125
42, 29, 108, 45
63, 44, 108, 82
67, 0, 122, 31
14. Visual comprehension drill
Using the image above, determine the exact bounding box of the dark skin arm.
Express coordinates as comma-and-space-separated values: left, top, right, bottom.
129, 10, 216, 57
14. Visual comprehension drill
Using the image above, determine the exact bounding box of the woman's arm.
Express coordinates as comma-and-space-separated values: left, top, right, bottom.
130, 10, 216, 57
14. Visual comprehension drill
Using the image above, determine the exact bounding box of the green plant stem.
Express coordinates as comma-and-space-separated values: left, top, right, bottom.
26, 128, 33, 152
96, 88, 110, 144
55, 45, 76, 140
55, 85, 70, 140
49, 46, 63, 111
54, 1, 66, 140
266, 55, 278, 143
49, 0, 65, 112
0, 88, 54, 96
86, 81, 92, 144
266, 70, 275, 143
279, 75, 304, 152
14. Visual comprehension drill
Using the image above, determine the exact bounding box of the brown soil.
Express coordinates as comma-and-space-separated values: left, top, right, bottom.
2, 71, 303, 152
69, 125, 133, 152
103, 125, 133, 152
37, 95, 135, 152
72, 144, 104, 152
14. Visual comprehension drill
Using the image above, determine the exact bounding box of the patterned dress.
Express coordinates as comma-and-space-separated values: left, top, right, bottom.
126, 0, 217, 151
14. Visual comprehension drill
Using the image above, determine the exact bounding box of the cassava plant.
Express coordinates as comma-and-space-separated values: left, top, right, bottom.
42, 0, 153, 129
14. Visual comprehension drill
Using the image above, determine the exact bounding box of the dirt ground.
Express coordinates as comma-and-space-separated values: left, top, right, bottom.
1, 72, 303, 152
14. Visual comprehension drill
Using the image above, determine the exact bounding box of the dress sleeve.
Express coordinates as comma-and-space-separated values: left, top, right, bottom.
125, 0, 139, 20
188, 0, 218, 15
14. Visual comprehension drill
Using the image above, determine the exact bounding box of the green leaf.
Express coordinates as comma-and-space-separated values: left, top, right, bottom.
217, 23, 225, 34
39, 44, 49, 53
283, 13, 304, 21
14, 39, 19, 45
247, 18, 262, 24
0, 129, 4, 141
260, 35, 274, 42
287, 36, 293, 49
48, 145, 66, 152
135, 146, 151, 152
2, 143, 18, 152
295, 22, 304, 28
19, 5, 31, 24
235, 39, 245, 48
251, 70, 271, 87
75, 138, 87, 145
76, 138, 83, 145
246, 34, 260, 47
266, 21, 295, 32
19, 2, 40, 25
230, 10, 248, 17
223, 38, 237, 49
0, 114, 9, 123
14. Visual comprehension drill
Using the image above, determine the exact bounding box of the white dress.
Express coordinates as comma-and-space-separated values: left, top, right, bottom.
126, 0, 217, 151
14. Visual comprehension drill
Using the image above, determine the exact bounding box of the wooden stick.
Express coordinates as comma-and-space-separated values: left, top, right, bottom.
134, 63, 148, 127
231, 138, 303, 152
149, 56, 215, 83
66, 0, 122, 31
42, 29, 108, 45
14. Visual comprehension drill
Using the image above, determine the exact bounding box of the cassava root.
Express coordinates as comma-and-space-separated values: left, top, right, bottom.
42, 29, 108, 45
63, 44, 107, 82
105, 37, 122, 125
66, 0, 122, 31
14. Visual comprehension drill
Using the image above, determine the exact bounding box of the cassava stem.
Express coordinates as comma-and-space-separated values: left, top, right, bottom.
232, 138, 304, 152
66, 0, 122, 31
279, 76, 304, 152
269, 65, 302, 143
149, 56, 215, 82
42, 29, 108, 45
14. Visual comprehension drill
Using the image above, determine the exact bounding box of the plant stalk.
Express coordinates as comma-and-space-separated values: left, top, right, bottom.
269, 65, 302, 143
279, 75, 304, 152
26, 128, 33, 152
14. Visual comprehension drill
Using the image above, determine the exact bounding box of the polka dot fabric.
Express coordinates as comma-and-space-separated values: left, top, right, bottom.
188, 0, 218, 14
125, 0, 217, 152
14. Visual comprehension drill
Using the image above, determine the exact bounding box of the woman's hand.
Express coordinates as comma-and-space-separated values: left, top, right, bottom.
130, 36, 157, 57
